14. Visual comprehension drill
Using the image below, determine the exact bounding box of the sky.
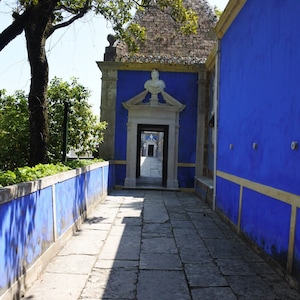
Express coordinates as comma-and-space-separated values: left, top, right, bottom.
0, 0, 229, 115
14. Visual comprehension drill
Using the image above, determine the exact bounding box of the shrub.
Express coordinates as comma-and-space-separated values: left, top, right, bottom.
0, 159, 104, 188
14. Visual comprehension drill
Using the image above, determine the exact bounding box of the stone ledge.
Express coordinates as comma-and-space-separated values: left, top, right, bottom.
0, 161, 109, 205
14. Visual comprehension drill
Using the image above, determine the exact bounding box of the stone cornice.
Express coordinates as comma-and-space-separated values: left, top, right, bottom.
215, 0, 247, 39
96, 61, 122, 72
96, 61, 205, 73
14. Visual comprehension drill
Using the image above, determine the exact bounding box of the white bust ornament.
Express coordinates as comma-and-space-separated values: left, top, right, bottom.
144, 69, 166, 105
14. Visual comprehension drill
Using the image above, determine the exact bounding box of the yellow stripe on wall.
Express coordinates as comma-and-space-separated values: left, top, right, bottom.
216, 170, 300, 273
217, 170, 300, 206
114, 160, 127, 165
177, 163, 196, 167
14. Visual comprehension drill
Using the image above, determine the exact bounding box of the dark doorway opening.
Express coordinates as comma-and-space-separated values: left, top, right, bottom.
148, 145, 154, 157
136, 124, 169, 187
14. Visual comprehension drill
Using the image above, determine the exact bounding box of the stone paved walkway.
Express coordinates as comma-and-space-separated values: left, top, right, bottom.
140, 156, 162, 177
24, 190, 300, 300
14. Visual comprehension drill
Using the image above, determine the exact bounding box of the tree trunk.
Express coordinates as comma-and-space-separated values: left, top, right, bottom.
24, 8, 53, 166
25, 30, 49, 166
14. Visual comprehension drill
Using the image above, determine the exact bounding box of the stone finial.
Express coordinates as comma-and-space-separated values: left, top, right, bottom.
104, 34, 117, 61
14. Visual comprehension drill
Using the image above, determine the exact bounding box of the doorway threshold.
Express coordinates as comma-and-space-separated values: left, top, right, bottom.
124, 176, 180, 191
124, 186, 180, 191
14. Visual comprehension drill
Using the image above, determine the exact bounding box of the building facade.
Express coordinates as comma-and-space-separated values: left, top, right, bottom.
98, 0, 217, 190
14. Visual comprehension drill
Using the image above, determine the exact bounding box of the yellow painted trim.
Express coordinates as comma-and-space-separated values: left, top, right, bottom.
215, 0, 247, 39
177, 163, 196, 168
287, 205, 297, 273
113, 185, 124, 190
180, 188, 195, 193
206, 44, 216, 70
217, 170, 300, 207
217, 170, 300, 272
114, 160, 127, 165
237, 185, 243, 232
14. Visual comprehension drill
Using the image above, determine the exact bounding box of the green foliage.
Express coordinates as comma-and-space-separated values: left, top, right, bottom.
15, 163, 70, 182
47, 77, 107, 161
96, 0, 198, 51
0, 163, 70, 187
14, 0, 197, 52
65, 158, 104, 169
0, 159, 104, 187
0, 170, 17, 187
0, 79, 106, 170
214, 6, 223, 19
0, 90, 30, 170
155, 0, 198, 35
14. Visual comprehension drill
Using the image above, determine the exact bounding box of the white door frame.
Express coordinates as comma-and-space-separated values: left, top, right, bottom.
123, 91, 185, 189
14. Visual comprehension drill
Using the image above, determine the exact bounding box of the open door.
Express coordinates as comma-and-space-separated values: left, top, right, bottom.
136, 124, 168, 187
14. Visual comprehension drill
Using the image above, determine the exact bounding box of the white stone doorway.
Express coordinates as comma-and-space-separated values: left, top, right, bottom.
122, 70, 185, 189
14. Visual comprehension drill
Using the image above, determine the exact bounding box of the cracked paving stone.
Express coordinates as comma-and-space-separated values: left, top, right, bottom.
184, 262, 228, 287
80, 268, 138, 299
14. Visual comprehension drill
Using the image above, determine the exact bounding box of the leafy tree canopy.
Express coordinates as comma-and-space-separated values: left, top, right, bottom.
47, 77, 107, 161
0, 78, 107, 170
1, 0, 198, 52
0, 89, 29, 170
0, 0, 197, 166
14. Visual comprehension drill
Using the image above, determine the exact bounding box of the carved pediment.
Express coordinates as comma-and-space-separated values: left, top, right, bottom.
123, 69, 185, 112
122, 90, 185, 112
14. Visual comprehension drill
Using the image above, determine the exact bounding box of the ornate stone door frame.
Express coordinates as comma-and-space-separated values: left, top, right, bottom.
123, 90, 185, 189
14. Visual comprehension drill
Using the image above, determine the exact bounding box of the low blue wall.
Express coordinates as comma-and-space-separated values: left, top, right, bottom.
0, 161, 113, 298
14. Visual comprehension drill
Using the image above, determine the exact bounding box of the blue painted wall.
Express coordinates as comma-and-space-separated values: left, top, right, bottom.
0, 162, 112, 295
115, 70, 198, 187
218, 0, 300, 194
0, 188, 53, 290
241, 189, 291, 267
86, 168, 103, 207
216, 177, 240, 225
216, 0, 300, 278
55, 174, 85, 236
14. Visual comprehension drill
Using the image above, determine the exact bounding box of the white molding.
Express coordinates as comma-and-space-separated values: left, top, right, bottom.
123, 89, 185, 188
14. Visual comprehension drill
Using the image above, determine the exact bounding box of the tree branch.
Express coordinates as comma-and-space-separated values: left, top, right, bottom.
0, 11, 29, 51
46, 1, 90, 38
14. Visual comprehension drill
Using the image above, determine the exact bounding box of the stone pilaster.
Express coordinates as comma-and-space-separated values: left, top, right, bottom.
96, 62, 120, 160
195, 65, 207, 178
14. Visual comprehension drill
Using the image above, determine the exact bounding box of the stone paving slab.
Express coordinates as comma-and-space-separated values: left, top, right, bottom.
44, 254, 96, 274
140, 252, 182, 270
137, 270, 190, 300
216, 258, 257, 276
191, 287, 237, 300
24, 273, 88, 300
184, 262, 228, 287
81, 267, 138, 299
23, 190, 300, 300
